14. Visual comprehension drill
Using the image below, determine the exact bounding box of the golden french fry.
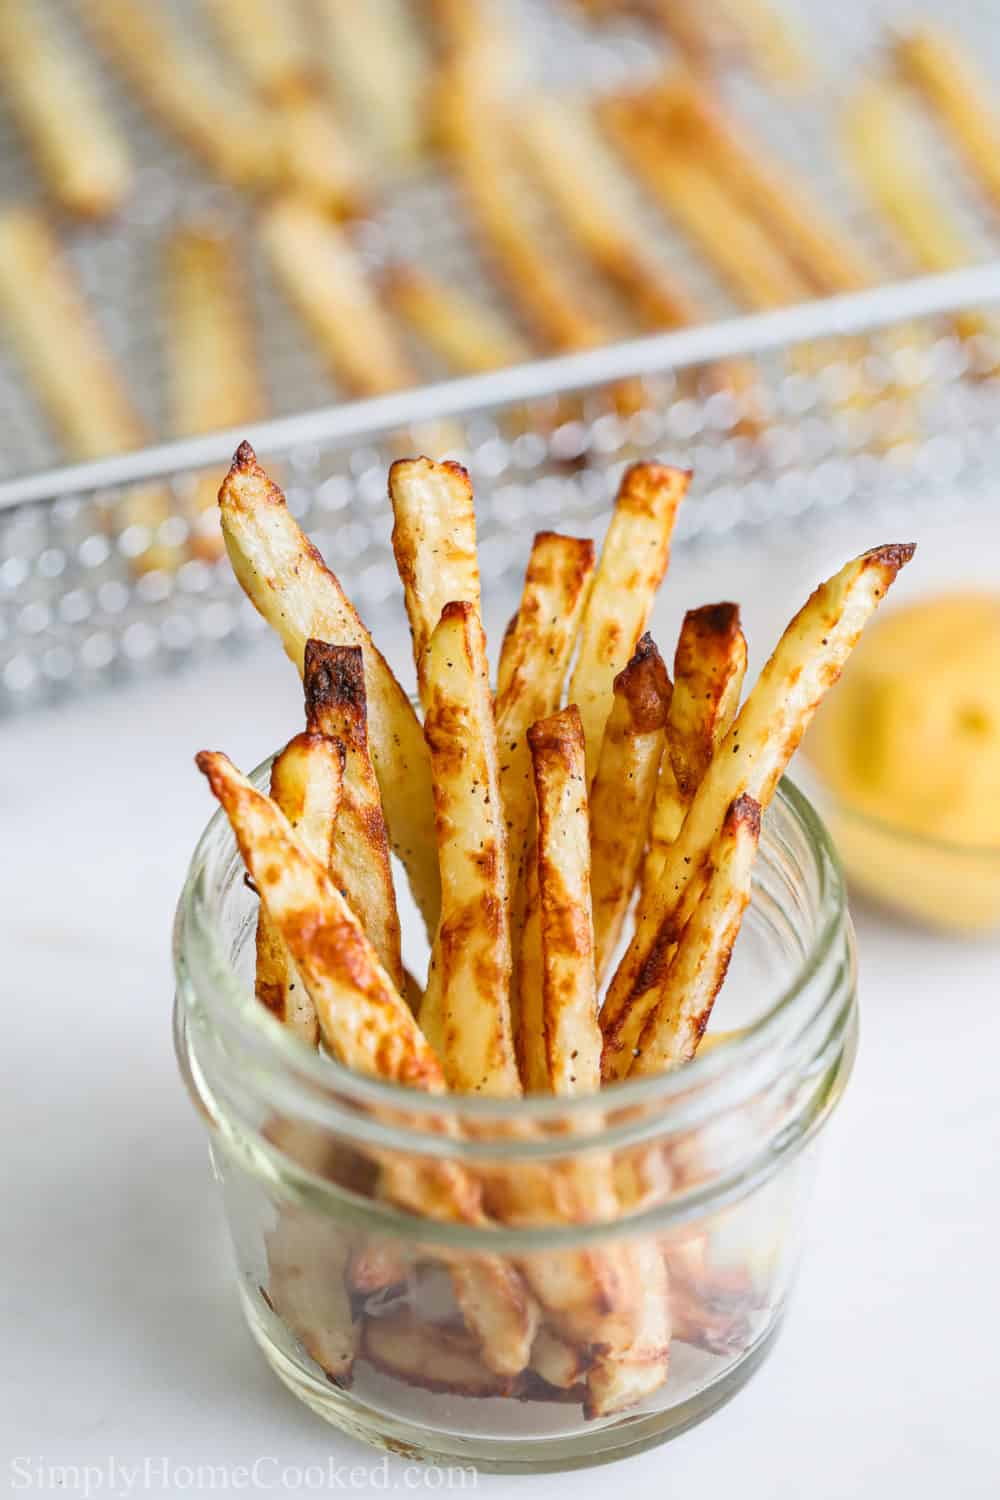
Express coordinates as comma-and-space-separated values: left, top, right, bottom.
0, 208, 178, 572
652, 75, 876, 295
602, 542, 916, 1081
896, 27, 1000, 213
0, 0, 132, 218
261, 198, 415, 395
85, 0, 275, 189
254, 731, 345, 1047
265, 1213, 356, 1385
525, 708, 601, 1095
388, 457, 481, 698
630, 795, 761, 1076
600, 95, 810, 310
845, 79, 992, 343
421, 602, 520, 1097
304, 642, 407, 998
197, 749, 537, 1376
529, 1325, 591, 1392
589, 636, 672, 981
204, 0, 312, 96
384, 265, 532, 374
163, 226, 265, 561
496, 612, 520, 704
361, 1310, 514, 1396
568, 463, 689, 781
218, 444, 441, 932
584, 1238, 671, 1418
314, 0, 430, 171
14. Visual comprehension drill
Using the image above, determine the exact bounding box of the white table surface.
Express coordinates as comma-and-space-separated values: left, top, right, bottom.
5, 516, 999, 1499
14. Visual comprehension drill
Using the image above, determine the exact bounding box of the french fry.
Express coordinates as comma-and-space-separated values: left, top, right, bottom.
218, 443, 441, 933
264, 1214, 356, 1386
196, 750, 537, 1376
584, 1238, 671, 1418
630, 795, 761, 1076
421, 602, 520, 1097
362, 1311, 515, 1396
204, 0, 312, 96
314, 0, 430, 171
642, 602, 746, 902
568, 463, 689, 782
0, 0, 132, 218
896, 28, 1000, 214
254, 731, 345, 1047
304, 642, 406, 997
589, 636, 672, 982
163, 227, 265, 562
713, 0, 814, 92
346, 1242, 407, 1298
261, 198, 415, 395
651, 75, 877, 295
388, 457, 481, 699
600, 95, 811, 310
526, 708, 600, 1096
0, 208, 178, 573
601, 542, 915, 1081
384, 266, 532, 374
85, 0, 275, 189
529, 1325, 591, 1392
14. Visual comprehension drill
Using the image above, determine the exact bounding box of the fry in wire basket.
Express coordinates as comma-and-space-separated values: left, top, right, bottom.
0, 0, 132, 218
895, 27, 1000, 215
384, 266, 532, 375
314, 0, 431, 173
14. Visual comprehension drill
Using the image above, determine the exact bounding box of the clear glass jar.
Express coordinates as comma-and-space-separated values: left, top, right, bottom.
174, 768, 856, 1474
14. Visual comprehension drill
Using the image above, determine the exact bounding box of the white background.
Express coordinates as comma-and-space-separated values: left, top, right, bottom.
4, 510, 998, 1498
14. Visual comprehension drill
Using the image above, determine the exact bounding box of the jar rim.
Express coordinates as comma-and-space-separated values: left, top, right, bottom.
174, 758, 849, 1133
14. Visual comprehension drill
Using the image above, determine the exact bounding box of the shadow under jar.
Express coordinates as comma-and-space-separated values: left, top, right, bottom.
174, 769, 856, 1474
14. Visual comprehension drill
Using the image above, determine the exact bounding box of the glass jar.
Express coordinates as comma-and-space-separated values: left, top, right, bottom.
174, 768, 856, 1474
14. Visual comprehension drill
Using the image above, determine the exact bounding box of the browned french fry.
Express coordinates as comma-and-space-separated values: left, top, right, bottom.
260, 197, 415, 395
601, 542, 916, 1082
0, 0, 132, 218
388, 457, 481, 700
896, 27, 1000, 213
528, 1325, 591, 1392
384, 266, 532, 374
163, 227, 265, 562
264, 1213, 356, 1385
652, 75, 877, 295
254, 731, 345, 1047
218, 443, 441, 932
845, 79, 992, 343
526, 708, 600, 1096
589, 636, 672, 981
568, 463, 689, 782
84, 0, 276, 189
196, 749, 537, 1376
584, 1238, 671, 1418
421, 602, 521, 1096
304, 642, 406, 997
600, 95, 811, 310
630, 795, 761, 1076
642, 602, 746, 901
361, 1311, 514, 1396
314, 0, 430, 172
0, 208, 178, 573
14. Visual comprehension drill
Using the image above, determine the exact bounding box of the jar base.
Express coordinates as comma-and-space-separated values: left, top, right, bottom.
241, 1287, 786, 1474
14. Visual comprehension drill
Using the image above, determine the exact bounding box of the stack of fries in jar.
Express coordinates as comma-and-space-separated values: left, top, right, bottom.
195, 440, 913, 1415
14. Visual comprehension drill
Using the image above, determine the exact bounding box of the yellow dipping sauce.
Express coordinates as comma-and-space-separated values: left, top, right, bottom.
806, 591, 1000, 931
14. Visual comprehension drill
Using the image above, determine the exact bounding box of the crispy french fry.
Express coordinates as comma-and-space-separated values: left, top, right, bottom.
84, 0, 275, 189
260, 197, 415, 394
529, 1325, 591, 1392
630, 795, 761, 1076
314, 0, 430, 171
0, 208, 178, 572
601, 543, 915, 1081
265, 1213, 356, 1385
584, 1239, 671, 1417
527, 708, 600, 1096
0, 0, 132, 218
421, 602, 520, 1097
388, 457, 481, 698
845, 79, 991, 342
600, 95, 811, 310
304, 642, 406, 997
896, 28, 1000, 213
362, 1311, 514, 1396
568, 463, 688, 782
163, 227, 264, 561
197, 749, 537, 1376
642, 602, 746, 901
254, 731, 345, 1046
589, 636, 672, 981
218, 443, 441, 932
652, 75, 876, 295
384, 266, 532, 374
